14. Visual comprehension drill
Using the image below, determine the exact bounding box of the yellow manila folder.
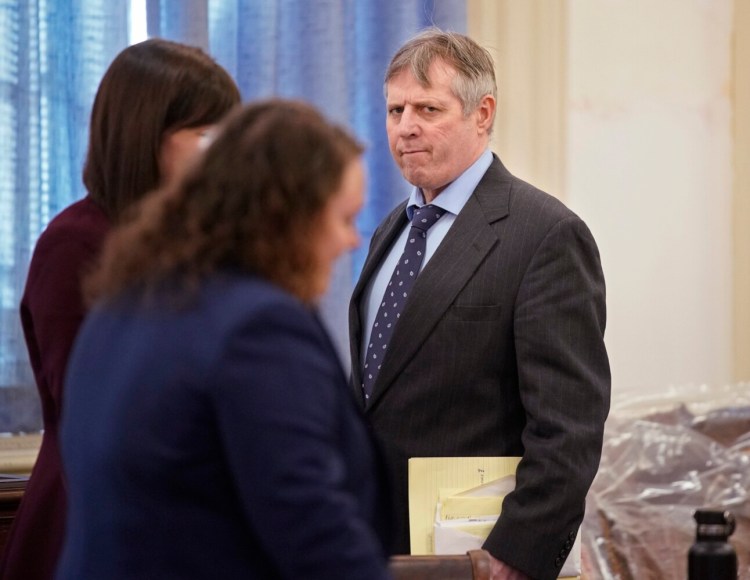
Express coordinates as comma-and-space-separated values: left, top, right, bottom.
408, 457, 581, 579
407, 456, 520, 555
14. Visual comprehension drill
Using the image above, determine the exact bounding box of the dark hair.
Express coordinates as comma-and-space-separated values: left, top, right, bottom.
86, 99, 364, 305
385, 28, 496, 129
83, 38, 241, 220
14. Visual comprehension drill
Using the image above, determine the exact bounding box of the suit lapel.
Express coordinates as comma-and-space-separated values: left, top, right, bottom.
349, 201, 409, 403
366, 157, 512, 410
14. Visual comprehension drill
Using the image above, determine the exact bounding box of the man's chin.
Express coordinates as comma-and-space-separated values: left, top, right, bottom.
398, 166, 429, 187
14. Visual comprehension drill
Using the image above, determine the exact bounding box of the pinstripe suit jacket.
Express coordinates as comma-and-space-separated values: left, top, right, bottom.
349, 155, 610, 580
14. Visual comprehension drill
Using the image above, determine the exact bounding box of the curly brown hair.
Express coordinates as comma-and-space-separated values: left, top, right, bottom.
86, 99, 364, 305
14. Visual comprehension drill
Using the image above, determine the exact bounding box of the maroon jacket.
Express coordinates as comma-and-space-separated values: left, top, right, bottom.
0, 196, 110, 580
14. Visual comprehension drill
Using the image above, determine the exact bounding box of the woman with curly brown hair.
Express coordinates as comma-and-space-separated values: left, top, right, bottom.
2, 38, 240, 580
56, 100, 392, 580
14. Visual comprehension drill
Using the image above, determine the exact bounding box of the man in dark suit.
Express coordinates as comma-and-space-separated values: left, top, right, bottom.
349, 29, 611, 580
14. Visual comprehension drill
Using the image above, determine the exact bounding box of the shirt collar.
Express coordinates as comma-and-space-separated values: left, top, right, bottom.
405, 149, 493, 220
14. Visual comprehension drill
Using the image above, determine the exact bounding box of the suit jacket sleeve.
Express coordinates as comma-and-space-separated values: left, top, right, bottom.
20, 230, 100, 418
211, 299, 391, 580
483, 214, 611, 580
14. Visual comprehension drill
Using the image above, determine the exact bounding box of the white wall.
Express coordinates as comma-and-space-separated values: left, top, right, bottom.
469, 0, 737, 397
566, 0, 734, 395
734, 0, 750, 382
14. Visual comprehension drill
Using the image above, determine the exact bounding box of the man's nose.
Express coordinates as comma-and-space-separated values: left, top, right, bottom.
398, 108, 420, 136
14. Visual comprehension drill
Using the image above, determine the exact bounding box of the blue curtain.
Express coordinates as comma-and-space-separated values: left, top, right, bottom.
0, 0, 465, 432
0, 0, 128, 432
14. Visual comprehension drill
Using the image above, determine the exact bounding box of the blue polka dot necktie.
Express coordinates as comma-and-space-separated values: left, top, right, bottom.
361, 204, 444, 404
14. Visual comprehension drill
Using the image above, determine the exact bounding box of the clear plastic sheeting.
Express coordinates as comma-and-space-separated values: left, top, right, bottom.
582, 382, 750, 579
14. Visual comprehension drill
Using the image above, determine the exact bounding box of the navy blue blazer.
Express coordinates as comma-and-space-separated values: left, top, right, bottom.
57, 273, 391, 580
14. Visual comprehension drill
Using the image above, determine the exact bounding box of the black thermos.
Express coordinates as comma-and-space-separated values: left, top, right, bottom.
688, 509, 737, 580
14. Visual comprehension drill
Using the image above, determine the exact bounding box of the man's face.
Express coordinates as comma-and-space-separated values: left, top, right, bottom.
385, 59, 492, 202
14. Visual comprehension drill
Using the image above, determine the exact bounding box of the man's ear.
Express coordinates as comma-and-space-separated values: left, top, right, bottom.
476, 94, 496, 135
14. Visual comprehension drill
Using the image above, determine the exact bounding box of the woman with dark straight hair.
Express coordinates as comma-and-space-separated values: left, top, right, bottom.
57, 99, 392, 579
83, 39, 241, 219
0, 38, 240, 580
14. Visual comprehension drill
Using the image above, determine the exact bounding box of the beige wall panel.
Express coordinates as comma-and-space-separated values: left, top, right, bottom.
467, 0, 567, 199
735, 0, 750, 381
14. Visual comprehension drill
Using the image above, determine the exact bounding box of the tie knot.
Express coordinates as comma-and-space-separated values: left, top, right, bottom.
411, 204, 443, 233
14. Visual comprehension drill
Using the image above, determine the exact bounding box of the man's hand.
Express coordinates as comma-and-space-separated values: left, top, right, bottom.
488, 553, 532, 580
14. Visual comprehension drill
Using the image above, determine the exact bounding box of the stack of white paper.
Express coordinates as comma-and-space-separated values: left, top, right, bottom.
408, 457, 581, 578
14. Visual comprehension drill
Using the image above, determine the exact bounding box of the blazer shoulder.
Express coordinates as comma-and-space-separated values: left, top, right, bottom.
203, 274, 312, 327
473, 156, 572, 226
499, 171, 580, 230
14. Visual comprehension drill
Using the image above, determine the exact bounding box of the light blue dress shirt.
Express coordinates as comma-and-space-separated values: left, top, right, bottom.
360, 149, 493, 369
